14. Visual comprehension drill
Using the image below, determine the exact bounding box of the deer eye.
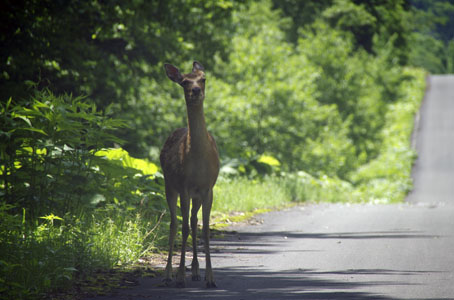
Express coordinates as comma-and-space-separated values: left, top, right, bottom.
181, 80, 190, 86
200, 78, 206, 83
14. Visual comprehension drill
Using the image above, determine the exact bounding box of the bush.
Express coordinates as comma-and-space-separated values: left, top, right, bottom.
0, 91, 164, 218
0, 90, 166, 298
1, 91, 122, 218
351, 68, 426, 203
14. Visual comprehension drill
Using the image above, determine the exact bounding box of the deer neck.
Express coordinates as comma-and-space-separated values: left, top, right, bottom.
186, 104, 209, 151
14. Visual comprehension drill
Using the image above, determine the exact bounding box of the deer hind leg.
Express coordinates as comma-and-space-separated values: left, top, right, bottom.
203, 189, 216, 288
176, 192, 190, 287
164, 185, 178, 285
191, 197, 202, 281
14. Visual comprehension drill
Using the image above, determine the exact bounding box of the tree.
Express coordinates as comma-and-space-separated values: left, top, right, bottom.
408, 0, 454, 73
0, 0, 241, 157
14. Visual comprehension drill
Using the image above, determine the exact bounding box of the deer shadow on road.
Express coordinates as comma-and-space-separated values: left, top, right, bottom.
87, 228, 442, 300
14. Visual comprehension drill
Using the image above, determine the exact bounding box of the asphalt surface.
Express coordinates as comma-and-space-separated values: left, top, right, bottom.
87, 75, 454, 299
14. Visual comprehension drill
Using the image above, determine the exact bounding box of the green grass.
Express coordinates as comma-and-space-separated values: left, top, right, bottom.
0, 205, 165, 299
211, 172, 360, 223
213, 176, 291, 213
213, 174, 355, 211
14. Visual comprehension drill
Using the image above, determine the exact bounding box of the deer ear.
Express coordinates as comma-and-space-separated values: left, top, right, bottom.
164, 64, 183, 84
192, 61, 204, 73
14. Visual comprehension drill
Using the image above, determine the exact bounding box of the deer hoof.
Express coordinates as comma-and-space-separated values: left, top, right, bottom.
206, 281, 217, 288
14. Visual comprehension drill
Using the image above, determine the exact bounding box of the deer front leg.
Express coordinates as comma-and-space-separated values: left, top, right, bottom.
191, 198, 202, 281
203, 189, 216, 288
164, 186, 178, 285
176, 193, 190, 288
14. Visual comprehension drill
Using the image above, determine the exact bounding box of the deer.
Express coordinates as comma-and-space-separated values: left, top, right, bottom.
160, 61, 220, 288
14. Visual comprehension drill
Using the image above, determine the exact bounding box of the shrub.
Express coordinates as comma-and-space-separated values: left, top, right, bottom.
0, 90, 166, 297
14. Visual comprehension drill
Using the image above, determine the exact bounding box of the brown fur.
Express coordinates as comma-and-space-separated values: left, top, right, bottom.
160, 61, 220, 288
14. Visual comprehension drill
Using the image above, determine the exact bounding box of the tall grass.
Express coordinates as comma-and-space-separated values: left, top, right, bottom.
212, 172, 359, 218
0, 204, 165, 299
213, 177, 290, 213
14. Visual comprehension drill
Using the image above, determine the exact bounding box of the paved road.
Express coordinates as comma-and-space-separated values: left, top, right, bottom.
88, 75, 454, 299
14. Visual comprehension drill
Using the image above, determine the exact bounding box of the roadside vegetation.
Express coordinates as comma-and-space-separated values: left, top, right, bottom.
0, 0, 450, 298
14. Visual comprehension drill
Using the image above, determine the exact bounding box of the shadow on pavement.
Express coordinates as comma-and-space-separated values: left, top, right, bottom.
91, 266, 441, 300
87, 228, 441, 300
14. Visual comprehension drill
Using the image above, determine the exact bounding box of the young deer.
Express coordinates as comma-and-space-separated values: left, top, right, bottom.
160, 61, 220, 288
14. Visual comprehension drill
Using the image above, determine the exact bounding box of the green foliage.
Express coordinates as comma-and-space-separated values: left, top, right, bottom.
0, 90, 164, 218
282, 172, 360, 203
1, 91, 122, 218
0, 90, 166, 298
220, 153, 281, 178
0, 203, 164, 298
0, 0, 243, 158
408, 0, 454, 73
409, 32, 454, 74
205, 2, 356, 177
95, 148, 158, 176
0, 0, 239, 101
214, 171, 358, 215
271, 0, 332, 42
352, 68, 426, 203
321, 0, 411, 64
203, 1, 416, 180
213, 177, 289, 213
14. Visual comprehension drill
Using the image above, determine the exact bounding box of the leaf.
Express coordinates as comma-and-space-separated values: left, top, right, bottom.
10, 127, 48, 135
258, 154, 281, 167
15, 107, 44, 118
40, 213, 63, 221
95, 148, 158, 175
33, 100, 50, 109
90, 194, 106, 205
15, 115, 32, 127
63, 267, 78, 272
6, 97, 12, 111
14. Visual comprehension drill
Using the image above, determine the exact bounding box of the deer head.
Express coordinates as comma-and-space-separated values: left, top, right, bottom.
164, 61, 206, 106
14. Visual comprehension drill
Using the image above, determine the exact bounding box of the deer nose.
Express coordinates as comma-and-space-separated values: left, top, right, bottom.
192, 87, 201, 96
